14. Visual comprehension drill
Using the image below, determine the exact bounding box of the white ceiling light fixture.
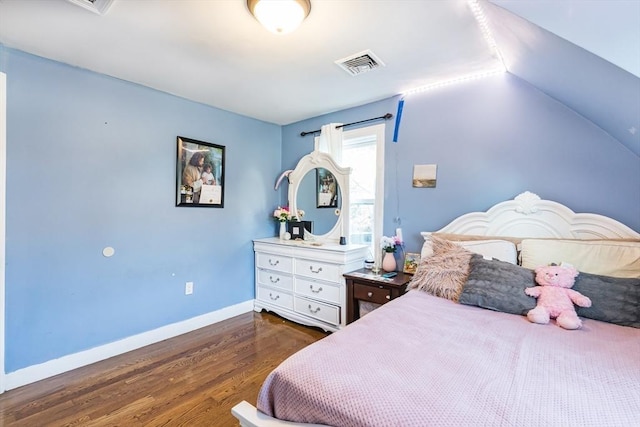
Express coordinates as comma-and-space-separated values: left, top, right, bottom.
65, 0, 114, 15
247, 0, 311, 34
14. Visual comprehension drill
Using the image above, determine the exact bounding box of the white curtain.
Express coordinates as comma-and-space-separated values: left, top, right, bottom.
315, 123, 343, 165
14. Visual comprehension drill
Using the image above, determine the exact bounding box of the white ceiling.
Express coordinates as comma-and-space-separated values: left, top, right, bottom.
0, 0, 637, 126
0, 0, 501, 125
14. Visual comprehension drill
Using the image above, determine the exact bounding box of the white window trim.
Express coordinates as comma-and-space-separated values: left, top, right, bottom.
1, 72, 6, 393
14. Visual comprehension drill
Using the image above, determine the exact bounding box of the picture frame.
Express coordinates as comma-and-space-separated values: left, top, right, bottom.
287, 221, 313, 240
176, 136, 225, 208
301, 220, 313, 234
412, 164, 437, 188
287, 221, 305, 240
403, 252, 421, 274
316, 167, 338, 208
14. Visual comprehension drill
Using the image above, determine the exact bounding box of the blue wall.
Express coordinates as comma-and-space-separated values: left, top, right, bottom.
1, 47, 282, 372
2, 46, 639, 374
282, 72, 640, 254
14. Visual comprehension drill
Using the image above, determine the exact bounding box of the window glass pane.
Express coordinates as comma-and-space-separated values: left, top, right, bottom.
349, 203, 373, 247
343, 142, 375, 200
343, 136, 376, 257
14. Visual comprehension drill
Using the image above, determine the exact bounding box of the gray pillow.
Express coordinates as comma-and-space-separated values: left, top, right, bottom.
459, 254, 536, 315
573, 272, 640, 328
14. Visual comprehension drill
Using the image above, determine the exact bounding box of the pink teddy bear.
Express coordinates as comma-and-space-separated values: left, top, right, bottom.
525, 264, 591, 330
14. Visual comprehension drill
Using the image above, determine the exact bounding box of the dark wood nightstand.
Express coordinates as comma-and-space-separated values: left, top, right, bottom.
344, 269, 412, 324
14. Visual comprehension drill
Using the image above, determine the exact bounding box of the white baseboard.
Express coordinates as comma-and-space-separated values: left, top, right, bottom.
4, 300, 254, 391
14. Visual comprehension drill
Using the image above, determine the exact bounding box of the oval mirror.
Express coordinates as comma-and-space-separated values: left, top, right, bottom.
288, 151, 350, 242
296, 168, 341, 236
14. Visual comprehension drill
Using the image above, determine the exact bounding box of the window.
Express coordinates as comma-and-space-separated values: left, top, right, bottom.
342, 124, 384, 258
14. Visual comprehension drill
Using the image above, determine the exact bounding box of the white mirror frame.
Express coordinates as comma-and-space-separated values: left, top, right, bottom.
288, 150, 351, 243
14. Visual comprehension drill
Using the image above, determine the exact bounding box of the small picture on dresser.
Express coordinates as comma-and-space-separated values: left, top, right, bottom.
403, 253, 420, 274
287, 221, 305, 240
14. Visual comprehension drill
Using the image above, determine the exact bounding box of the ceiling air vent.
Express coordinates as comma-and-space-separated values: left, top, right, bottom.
335, 50, 385, 76
65, 0, 115, 15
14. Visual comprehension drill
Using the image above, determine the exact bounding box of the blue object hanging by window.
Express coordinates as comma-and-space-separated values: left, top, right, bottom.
392, 98, 404, 143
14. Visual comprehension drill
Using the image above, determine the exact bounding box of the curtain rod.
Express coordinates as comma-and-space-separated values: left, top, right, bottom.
300, 113, 393, 137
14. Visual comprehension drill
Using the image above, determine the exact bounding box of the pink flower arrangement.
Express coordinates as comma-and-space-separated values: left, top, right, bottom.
380, 235, 403, 253
273, 206, 305, 222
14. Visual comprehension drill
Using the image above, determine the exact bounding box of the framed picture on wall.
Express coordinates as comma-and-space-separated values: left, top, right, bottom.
176, 136, 225, 207
412, 164, 437, 188
316, 167, 338, 208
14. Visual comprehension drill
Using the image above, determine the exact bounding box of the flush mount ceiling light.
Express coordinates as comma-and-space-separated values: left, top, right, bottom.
65, 0, 114, 15
247, 0, 311, 34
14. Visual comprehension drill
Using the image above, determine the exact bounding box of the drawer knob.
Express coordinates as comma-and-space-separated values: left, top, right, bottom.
309, 266, 323, 274
367, 292, 373, 298
386, 295, 390, 300
269, 293, 280, 301
308, 304, 321, 314
310, 285, 323, 293
268, 259, 280, 266
269, 276, 280, 283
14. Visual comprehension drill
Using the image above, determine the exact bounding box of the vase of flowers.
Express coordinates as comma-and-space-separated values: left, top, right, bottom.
273, 206, 305, 239
380, 235, 403, 272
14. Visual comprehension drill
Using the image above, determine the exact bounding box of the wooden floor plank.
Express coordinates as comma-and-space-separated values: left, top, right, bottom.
0, 312, 328, 426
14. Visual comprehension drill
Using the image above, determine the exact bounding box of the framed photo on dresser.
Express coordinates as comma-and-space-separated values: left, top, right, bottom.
403, 252, 420, 274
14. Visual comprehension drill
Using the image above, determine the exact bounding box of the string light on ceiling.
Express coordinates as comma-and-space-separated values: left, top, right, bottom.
402, 0, 507, 97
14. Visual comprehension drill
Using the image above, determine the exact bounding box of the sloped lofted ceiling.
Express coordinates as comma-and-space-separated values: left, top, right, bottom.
0, 0, 638, 155
488, 0, 640, 157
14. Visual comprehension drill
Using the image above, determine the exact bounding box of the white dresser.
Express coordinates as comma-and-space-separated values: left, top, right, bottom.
254, 237, 368, 332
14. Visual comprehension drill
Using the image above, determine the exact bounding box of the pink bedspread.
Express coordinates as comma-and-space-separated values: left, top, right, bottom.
257, 290, 640, 426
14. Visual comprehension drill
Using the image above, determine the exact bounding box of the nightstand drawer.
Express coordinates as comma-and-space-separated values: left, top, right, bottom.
295, 259, 340, 283
257, 286, 294, 310
294, 296, 340, 325
295, 278, 340, 304
256, 253, 293, 273
257, 269, 293, 291
353, 283, 391, 305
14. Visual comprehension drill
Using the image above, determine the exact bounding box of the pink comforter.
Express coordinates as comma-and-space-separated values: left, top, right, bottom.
258, 290, 640, 426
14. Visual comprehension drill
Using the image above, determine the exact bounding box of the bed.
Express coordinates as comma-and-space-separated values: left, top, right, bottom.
232, 191, 640, 427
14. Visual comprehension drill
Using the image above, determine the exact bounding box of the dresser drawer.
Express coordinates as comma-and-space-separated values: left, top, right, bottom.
353, 283, 391, 305
257, 269, 293, 291
295, 277, 341, 304
295, 259, 340, 283
256, 253, 293, 274
257, 286, 294, 310
294, 296, 340, 326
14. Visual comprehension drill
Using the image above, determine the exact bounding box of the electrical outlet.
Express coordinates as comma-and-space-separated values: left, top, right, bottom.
185, 281, 194, 295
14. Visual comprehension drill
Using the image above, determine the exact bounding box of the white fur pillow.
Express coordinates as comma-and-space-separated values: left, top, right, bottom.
408, 236, 473, 301
420, 234, 517, 264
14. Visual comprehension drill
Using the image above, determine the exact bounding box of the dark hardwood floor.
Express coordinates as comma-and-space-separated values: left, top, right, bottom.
0, 312, 328, 426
